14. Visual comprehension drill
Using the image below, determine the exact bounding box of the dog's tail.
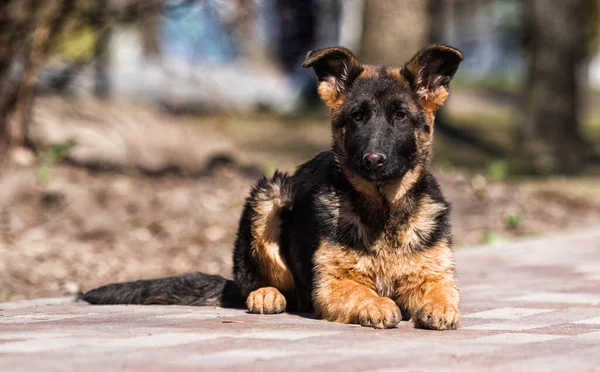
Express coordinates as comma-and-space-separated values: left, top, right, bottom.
77, 272, 245, 307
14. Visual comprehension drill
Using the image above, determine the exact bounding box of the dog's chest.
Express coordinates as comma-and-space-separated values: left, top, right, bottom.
375, 272, 396, 298
349, 217, 426, 297
328, 194, 404, 248
354, 247, 409, 297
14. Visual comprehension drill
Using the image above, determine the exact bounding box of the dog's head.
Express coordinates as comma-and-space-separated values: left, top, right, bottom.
303, 44, 462, 183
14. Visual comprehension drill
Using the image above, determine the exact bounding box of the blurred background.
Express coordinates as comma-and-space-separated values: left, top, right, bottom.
1, 0, 600, 301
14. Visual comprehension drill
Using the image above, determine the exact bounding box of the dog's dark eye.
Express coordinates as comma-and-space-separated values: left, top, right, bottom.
394, 111, 407, 121
351, 112, 364, 122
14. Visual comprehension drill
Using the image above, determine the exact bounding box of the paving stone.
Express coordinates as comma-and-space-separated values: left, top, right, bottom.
468, 333, 566, 345
506, 292, 600, 305
573, 316, 600, 325
463, 307, 556, 320
1, 227, 600, 371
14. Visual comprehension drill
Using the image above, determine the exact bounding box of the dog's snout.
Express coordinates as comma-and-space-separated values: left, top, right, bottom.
363, 152, 386, 169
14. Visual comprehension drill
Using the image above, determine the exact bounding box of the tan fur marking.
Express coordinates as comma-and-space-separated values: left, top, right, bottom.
387, 67, 403, 81
404, 44, 461, 119
342, 165, 383, 207
416, 121, 434, 154
382, 164, 423, 205
313, 234, 458, 329
318, 81, 345, 111
419, 85, 449, 121
313, 240, 400, 328
251, 194, 295, 292
397, 197, 447, 252
388, 63, 446, 124
359, 65, 379, 79
393, 239, 459, 329
247, 286, 287, 314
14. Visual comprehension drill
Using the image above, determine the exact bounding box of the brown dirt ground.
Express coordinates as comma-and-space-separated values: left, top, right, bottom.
1, 97, 600, 301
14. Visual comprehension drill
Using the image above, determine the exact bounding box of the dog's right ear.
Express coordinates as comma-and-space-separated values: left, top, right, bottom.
303, 47, 360, 110
402, 44, 463, 113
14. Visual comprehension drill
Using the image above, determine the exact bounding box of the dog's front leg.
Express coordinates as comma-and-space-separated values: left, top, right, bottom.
412, 279, 460, 330
312, 242, 401, 329
314, 277, 401, 329
399, 240, 460, 330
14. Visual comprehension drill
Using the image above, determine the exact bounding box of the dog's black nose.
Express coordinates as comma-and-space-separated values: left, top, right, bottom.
363, 153, 386, 168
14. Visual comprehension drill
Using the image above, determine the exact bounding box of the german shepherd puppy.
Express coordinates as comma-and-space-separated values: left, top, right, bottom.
80, 44, 463, 330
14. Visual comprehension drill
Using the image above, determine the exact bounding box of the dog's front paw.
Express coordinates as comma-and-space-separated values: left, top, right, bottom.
246, 287, 286, 314
357, 297, 401, 329
415, 301, 460, 330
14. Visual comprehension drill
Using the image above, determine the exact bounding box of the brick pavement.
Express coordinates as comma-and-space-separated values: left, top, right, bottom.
1, 227, 600, 371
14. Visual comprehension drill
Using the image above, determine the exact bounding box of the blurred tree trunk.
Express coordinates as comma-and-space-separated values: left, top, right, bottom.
139, 0, 161, 58
0, 0, 38, 165
8, 23, 51, 152
519, 0, 589, 174
0, 0, 74, 165
427, 0, 445, 44
360, 0, 428, 65
94, 0, 112, 98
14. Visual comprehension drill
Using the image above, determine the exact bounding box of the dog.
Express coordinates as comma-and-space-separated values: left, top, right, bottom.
80, 43, 463, 330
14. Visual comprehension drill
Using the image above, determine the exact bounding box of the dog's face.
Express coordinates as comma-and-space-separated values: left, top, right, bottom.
303, 45, 462, 183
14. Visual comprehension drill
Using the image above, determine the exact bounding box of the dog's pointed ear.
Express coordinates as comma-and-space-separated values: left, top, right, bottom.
303, 47, 360, 110
402, 44, 463, 111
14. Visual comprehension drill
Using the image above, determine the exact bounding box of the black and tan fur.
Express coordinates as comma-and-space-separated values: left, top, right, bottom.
80, 44, 463, 330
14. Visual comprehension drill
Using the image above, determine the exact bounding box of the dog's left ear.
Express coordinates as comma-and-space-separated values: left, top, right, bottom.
303, 46, 360, 110
403, 44, 463, 111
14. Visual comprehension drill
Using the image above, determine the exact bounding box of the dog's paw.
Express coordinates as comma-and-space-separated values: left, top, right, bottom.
246, 287, 286, 314
415, 301, 460, 330
357, 297, 401, 329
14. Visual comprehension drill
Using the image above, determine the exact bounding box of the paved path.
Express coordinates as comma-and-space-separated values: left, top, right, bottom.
2, 227, 600, 371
